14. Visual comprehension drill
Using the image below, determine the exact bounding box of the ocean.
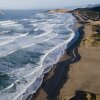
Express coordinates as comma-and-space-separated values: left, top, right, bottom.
0, 10, 76, 100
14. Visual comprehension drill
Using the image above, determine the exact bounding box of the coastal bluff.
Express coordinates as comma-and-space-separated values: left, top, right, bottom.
47, 9, 73, 13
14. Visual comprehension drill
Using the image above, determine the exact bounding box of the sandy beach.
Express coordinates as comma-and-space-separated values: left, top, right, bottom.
30, 8, 100, 100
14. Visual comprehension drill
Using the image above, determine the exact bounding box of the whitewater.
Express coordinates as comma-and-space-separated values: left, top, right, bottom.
0, 10, 78, 100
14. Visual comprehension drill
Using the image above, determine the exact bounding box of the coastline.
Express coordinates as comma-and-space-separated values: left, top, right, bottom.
30, 9, 100, 100
30, 13, 81, 100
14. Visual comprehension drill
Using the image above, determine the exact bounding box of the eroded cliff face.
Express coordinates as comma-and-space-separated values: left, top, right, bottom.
70, 91, 100, 100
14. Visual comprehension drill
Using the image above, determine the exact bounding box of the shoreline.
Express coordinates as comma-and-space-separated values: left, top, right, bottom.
30, 14, 81, 100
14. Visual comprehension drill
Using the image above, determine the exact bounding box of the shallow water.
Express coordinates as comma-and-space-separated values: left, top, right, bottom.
0, 10, 76, 100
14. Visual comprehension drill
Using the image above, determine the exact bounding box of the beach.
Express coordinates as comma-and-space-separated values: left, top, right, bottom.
31, 8, 100, 100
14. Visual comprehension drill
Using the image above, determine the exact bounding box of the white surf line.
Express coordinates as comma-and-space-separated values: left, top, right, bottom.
31, 23, 55, 38
0, 40, 14, 46
2, 50, 18, 57
0, 30, 53, 56
17, 34, 58, 77
5, 83, 15, 90
0, 27, 52, 47
16, 33, 29, 38
40, 33, 75, 69
0, 21, 15, 25
13, 72, 41, 100
0, 33, 29, 46
22, 33, 58, 48
0, 23, 54, 47
1, 33, 58, 57
9, 33, 58, 76
6, 16, 75, 100
13, 78, 41, 100
13, 28, 75, 100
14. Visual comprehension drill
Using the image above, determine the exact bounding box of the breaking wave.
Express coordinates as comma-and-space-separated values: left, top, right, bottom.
0, 11, 78, 100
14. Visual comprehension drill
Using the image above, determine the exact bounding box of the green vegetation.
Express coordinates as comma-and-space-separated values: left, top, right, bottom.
74, 6, 100, 21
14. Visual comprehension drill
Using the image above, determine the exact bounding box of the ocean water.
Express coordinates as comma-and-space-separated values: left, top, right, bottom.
0, 10, 76, 100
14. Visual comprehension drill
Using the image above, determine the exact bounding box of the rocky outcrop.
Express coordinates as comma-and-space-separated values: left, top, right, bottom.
70, 91, 100, 100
